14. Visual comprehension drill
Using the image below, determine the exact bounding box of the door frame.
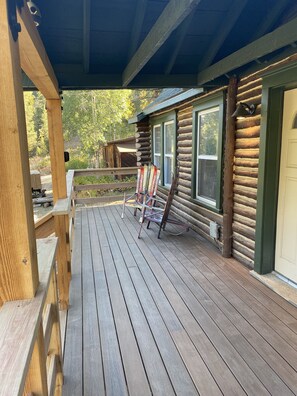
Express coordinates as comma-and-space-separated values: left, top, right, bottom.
254, 62, 297, 274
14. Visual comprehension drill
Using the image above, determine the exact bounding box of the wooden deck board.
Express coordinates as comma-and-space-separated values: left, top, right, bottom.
63, 205, 297, 395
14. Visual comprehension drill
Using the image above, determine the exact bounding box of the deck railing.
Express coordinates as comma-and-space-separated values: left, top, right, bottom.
0, 167, 137, 395
0, 238, 63, 396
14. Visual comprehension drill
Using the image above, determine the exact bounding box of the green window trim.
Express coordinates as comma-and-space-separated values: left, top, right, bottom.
151, 112, 177, 188
192, 93, 225, 212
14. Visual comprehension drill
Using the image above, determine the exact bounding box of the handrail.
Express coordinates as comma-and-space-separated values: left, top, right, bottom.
52, 170, 75, 216
0, 238, 62, 396
73, 167, 138, 205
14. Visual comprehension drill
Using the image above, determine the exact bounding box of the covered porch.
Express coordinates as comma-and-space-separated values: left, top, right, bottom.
63, 204, 297, 395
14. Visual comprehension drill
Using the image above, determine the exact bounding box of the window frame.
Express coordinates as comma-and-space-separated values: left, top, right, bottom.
151, 112, 177, 188
192, 93, 225, 212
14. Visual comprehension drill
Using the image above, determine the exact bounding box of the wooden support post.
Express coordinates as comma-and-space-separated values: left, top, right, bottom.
46, 99, 70, 309
24, 324, 49, 396
0, 0, 39, 304
222, 76, 237, 257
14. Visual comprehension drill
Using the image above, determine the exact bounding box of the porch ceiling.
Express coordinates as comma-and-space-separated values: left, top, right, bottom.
24, 0, 297, 90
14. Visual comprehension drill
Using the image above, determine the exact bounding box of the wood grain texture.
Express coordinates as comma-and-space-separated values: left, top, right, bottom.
0, 238, 58, 396
63, 205, 297, 395
18, 5, 59, 99
0, 0, 39, 303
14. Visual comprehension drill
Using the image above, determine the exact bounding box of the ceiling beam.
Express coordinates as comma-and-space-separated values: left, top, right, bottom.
197, 0, 247, 71
83, 0, 91, 73
250, 0, 290, 42
29, 73, 204, 90
122, 0, 202, 87
164, 13, 194, 75
128, 0, 148, 60
197, 15, 297, 85
17, 4, 59, 99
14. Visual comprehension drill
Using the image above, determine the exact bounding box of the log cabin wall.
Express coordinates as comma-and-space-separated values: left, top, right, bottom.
136, 120, 151, 166
135, 53, 297, 268
232, 76, 261, 267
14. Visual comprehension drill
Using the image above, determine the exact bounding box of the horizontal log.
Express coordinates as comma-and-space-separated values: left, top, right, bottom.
171, 200, 209, 227
177, 154, 192, 162
233, 232, 255, 250
178, 111, 192, 121
136, 136, 151, 143
236, 114, 261, 129
171, 205, 210, 235
178, 140, 192, 148
178, 119, 192, 128
235, 137, 259, 149
232, 250, 254, 268
178, 160, 192, 169
233, 240, 255, 260
179, 171, 192, 180
234, 175, 258, 188
177, 132, 192, 141
177, 147, 192, 155
233, 213, 256, 228
236, 126, 260, 139
135, 131, 150, 138
177, 184, 191, 195
178, 178, 191, 188
137, 146, 151, 152
233, 221, 256, 240
233, 193, 257, 208
178, 126, 193, 135
233, 184, 257, 200
234, 148, 259, 158
136, 142, 150, 149
233, 157, 259, 168
238, 76, 262, 90
237, 86, 262, 102
234, 202, 256, 220
174, 192, 222, 224
234, 166, 258, 178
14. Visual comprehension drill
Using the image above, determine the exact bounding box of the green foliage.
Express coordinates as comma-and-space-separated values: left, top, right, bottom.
25, 88, 160, 166
65, 157, 89, 171
24, 91, 48, 157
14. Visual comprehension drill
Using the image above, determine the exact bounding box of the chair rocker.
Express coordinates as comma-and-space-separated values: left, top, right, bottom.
121, 164, 160, 220
138, 169, 190, 239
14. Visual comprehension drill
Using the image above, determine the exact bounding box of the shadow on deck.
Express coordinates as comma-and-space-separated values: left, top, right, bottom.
63, 204, 297, 396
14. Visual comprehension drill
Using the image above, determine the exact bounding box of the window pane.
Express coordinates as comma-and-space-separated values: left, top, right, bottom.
154, 125, 161, 153
197, 159, 217, 202
198, 108, 219, 156
154, 155, 161, 169
164, 156, 173, 185
164, 122, 174, 155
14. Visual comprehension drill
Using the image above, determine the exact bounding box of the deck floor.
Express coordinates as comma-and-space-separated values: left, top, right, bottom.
63, 205, 297, 396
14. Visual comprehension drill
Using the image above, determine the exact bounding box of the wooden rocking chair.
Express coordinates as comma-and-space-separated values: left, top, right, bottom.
121, 164, 160, 220
138, 169, 190, 238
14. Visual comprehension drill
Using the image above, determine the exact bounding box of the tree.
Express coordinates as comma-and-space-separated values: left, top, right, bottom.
63, 90, 135, 165
24, 92, 37, 155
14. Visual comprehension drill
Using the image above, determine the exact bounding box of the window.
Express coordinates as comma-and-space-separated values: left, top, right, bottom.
193, 95, 224, 210
152, 114, 176, 187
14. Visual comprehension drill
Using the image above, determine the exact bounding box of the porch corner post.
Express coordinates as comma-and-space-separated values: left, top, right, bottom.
46, 98, 70, 310
222, 76, 237, 257
0, 0, 39, 303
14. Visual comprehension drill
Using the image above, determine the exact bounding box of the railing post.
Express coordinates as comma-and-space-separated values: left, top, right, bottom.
24, 324, 49, 396
0, 0, 39, 303
46, 98, 70, 309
